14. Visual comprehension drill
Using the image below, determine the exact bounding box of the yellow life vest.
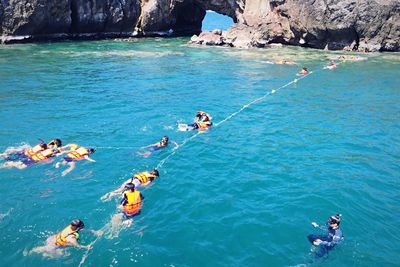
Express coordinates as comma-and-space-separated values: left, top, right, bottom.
66, 144, 79, 150
66, 146, 89, 161
30, 148, 55, 161
24, 144, 46, 158
134, 172, 156, 184
197, 121, 211, 129
123, 191, 142, 216
54, 225, 79, 246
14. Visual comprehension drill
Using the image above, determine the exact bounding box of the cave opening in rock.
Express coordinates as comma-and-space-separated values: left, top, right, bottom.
201, 11, 233, 32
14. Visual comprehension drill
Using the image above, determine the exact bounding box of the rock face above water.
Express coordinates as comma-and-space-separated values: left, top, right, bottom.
0, 0, 206, 42
191, 0, 400, 52
0, 0, 399, 51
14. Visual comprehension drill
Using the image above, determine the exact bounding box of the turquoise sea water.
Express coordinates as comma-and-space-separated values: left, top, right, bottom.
0, 38, 399, 267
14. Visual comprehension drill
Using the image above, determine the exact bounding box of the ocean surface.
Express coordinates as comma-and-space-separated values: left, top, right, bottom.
0, 25, 399, 267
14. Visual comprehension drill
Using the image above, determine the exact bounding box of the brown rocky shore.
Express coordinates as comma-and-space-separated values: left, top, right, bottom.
0, 0, 399, 52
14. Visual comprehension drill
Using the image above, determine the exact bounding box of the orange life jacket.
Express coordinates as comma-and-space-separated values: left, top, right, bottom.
196, 121, 211, 129
54, 225, 79, 246
30, 148, 56, 161
24, 144, 46, 158
123, 191, 142, 216
66, 147, 89, 161
134, 172, 156, 184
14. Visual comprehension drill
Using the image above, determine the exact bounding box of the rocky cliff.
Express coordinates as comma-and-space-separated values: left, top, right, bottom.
0, 0, 399, 51
0, 0, 206, 43
191, 0, 400, 52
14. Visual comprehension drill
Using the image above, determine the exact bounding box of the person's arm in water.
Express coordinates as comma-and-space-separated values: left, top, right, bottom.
81, 228, 103, 236
101, 179, 131, 201
171, 141, 179, 148
311, 222, 327, 231
65, 235, 91, 249
84, 155, 96, 162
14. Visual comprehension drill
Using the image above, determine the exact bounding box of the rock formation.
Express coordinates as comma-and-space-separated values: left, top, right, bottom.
0, 0, 399, 51
190, 0, 400, 52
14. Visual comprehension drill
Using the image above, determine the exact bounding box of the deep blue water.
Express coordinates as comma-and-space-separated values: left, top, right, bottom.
0, 38, 399, 267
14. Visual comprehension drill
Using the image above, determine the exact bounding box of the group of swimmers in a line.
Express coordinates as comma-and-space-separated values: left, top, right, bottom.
5, 83, 343, 258
0, 139, 96, 176
7, 112, 212, 255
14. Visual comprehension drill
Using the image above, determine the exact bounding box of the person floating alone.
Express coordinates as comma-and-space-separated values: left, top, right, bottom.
308, 214, 344, 258
55, 144, 95, 176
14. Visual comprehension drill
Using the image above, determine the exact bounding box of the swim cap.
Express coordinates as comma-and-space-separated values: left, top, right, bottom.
328, 214, 341, 226
71, 219, 85, 229
152, 169, 159, 177
125, 182, 135, 190
162, 136, 169, 141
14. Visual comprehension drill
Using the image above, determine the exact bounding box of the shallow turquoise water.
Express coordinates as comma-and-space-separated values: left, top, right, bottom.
0, 38, 399, 267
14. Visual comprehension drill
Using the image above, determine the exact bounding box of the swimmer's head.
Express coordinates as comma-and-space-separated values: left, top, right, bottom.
161, 136, 169, 144
327, 214, 341, 227
49, 139, 62, 148
125, 182, 135, 191
151, 169, 159, 177
71, 219, 85, 231
39, 143, 48, 149
88, 148, 95, 154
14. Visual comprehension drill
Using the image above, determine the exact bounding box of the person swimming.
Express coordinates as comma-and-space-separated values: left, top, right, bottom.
118, 183, 144, 218
30, 219, 102, 257
308, 214, 344, 258
101, 169, 159, 201
178, 111, 213, 131
275, 59, 296, 65
55, 144, 95, 176
298, 67, 309, 75
324, 61, 337, 69
138, 136, 179, 158
1, 139, 63, 169
110, 183, 144, 230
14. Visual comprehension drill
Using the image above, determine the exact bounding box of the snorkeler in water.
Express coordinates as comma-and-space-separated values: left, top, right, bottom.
1, 139, 63, 169
308, 214, 344, 258
30, 219, 102, 257
179, 111, 213, 131
137, 136, 178, 158
101, 169, 159, 201
324, 61, 337, 69
110, 183, 144, 229
298, 67, 309, 75
55, 144, 95, 176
